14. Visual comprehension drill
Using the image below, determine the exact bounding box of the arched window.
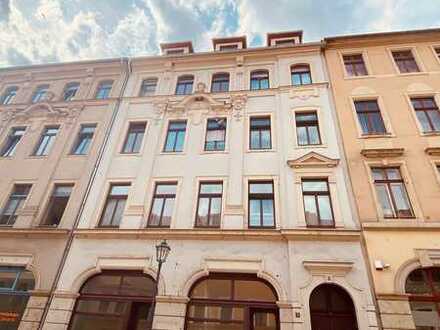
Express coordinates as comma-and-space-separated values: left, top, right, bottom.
69, 271, 155, 330
211, 73, 230, 92
0, 266, 35, 329
0, 86, 18, 105
291, 64, 312, 86
175, 75, 194, 95
62, 82, 80, 101
310, 284, 358, 330
185, 273, 279, 330
405, 267, 440, 328
250, 70, 269, 90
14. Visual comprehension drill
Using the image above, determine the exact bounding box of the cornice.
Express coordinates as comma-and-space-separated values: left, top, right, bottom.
0, 228, 70, 238
425, 147, 440, 156
73, 228, 361, 242
362, 221, 440, 231
360, 147, 404, 158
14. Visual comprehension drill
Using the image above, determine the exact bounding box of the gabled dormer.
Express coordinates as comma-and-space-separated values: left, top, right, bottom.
160, 41, 194, 55
212, 36, 247, 51
267, 30, 303, 47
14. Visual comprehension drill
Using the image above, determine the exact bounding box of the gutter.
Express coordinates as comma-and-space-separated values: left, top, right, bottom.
37, 56, 132, 329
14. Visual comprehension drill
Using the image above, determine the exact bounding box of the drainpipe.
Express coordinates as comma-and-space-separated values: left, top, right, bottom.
37, 56, 132, 329
320, 42, 384, 330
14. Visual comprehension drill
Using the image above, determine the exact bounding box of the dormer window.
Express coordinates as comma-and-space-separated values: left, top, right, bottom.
212, 36, 247, 51
175, 75, 194, 95
31, 85, 49, 103
267, 31, 303, 47
161, 41, 194, 55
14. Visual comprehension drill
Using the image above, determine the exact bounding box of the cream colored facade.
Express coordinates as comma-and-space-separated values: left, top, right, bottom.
0, 59, 127, 329
40, 39, 379, 329
325, 29, 440, 330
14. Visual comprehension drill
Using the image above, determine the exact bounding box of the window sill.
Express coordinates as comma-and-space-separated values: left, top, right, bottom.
343, 74, 372, 80
66, 154, 88, 158
421, 131, 440, 137
200, 150, 229, 155
396, 71, 429, 77
358, 133, 394, 139
246, 149, 276, 154
117, 152, 143, 157
26, 155, 49, 160
158, 151, 186, 156
294, 144, 327, 149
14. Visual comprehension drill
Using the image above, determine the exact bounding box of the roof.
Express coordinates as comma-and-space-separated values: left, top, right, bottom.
267, 30, 303, 45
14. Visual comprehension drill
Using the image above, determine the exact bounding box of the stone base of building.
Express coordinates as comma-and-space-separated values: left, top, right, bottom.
18, 292, 49, 330
377, 295, 416, 330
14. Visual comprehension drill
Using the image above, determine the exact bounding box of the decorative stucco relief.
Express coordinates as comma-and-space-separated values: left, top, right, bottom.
289, 86, 319, 100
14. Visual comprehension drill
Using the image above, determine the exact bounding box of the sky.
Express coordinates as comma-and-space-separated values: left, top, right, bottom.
0, 0, 439, 68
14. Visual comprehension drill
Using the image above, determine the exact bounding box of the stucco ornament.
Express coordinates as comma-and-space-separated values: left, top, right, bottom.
230, 94, 247, 121
289, 86, 319, 100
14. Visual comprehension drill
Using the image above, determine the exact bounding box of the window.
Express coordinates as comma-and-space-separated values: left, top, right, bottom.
406, 267, 440, 329
147, 183, 177, 228
71, 124, 96, 155
211, 73, 229, 92
34, 127, 59, 156
248, 181, 275, 228
31, 84, 49, 103
291, 65, 312, 85
219, 44, 238, 51
195, 182, 223, 228
41, 184, 73, 226
166, 49, 185, 55
95, 80, 113, 99
310, 284, 358, 330
205, 118, 226, 151
411, 97, 440, 133
69, 271, 155, 330
1, 127, 26, 157
33, 126, 59, 156
372, 167, 414, 218
0, 267, 35, 329
250, 116, 271, 150
295, 112, 321, 145
275, 39, 295, 47
250, 70, 269, 90
436, 47, 440, 59
186, 274, 278, 330
392, 50, 420, 73
302, 179, 334, 227
0, 185, 31, 226
99, 184, 130, 227
122, 122, 146, 154
164, 120, 186, 152
175, 75, 194, 95
62, 82, 80, 101
354, 100, 386, 135
343, 54, 368, 76
139, 78, 157, 96
0, 86, 18, 105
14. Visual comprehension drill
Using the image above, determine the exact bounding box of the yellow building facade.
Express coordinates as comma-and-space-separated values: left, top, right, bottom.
325, 29, 440, 329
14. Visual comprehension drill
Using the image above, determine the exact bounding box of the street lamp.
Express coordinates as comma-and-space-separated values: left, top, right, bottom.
146, 240, 171, 330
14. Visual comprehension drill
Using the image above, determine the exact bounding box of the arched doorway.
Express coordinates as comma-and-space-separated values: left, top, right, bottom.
405, 267, 440, 329
185, 273, 279, 330
69, 270, 155, 330
309, 283, 358, 330
0, 266, 35, 330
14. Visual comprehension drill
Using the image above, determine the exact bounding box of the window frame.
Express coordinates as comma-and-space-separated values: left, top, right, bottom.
248, 180, 276, 229
121, 122, 147, 154
31, 84, 50, 103
163, 120, 187, 153
62, 82, 80, 102
195, 181, 223, 228
98, 183, 131, 228
147, 182, 177, 228
295, 111, 322, 146
291, 64, 312, 86
353, 99, 387, 136
250, 70, 270, 90
211, 73, 230, 93
249, 116, 272, 151
139, 77, 158, 96
95, 80, 114, 100
390, 49, 421, 74
410, 96, 440, 134
32, 125, 60, 157
0, 86, 19, 105
175, 75, 194, 95
0, 184, 32, 226
342, 53, 368, 77
204, 117, 227, 152
371, 167, 415, 219
301, 179, 335, 228
0, 126, 26, 157
40, 183, 74, 227
71, 124, 96, 155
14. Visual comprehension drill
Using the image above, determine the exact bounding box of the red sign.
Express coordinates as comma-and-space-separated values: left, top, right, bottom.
0, 312, 19, 322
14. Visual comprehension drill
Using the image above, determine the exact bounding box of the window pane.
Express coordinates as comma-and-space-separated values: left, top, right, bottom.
100, 199, 117, 226
156, 184, 177, 195
234, 280, 277, 301
386, 168, 401, 180
262, 199, 274, 226
249, 199, 261, 226
302, 181, 328, 192
308, 126, 320, 144
297, 126, 308, 145
149, 198, 164, 226
301, 73, 312, 84
175, 131, 185, 151
111, 200, 126, 226
416, 111, 432, 132
260, 130, 271, 149
409, 301, 440, 329
304, 195, 318, 226
390, 183, 412, 217
110, 185, 130, 196
428, 110, 440, 131
81, 275, 121, 295
370, 113, 386, 133
191, 279, 232, 299
317, 196, 333, 225
372, 168, 385, 180
16, 270, 35, 291
200, 183, 223, 194
375, 184, 394, 218
250, 131, 260, 149
70, 314, 125, 330
197, 198, 210, 226
161, 198, 174, 227
260, 79, 269, 89
406, 269, 431, 295
164, 131, 177, 151
250, 183, 273, 194
120, 275, 155, 296
0, 269, 18, 289
357, 113, 370, 134
292, 74, 301, 86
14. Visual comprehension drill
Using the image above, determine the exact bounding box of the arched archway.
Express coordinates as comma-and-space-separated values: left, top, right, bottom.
405, 267, 440, 328
68, 270, 155, 330
0, 266, 35, 329
185, 273, 279, 330
309, 283, 358, 330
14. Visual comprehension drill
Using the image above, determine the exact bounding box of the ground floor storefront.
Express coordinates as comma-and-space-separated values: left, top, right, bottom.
31, 231, 378, 330
363, 226, 440, 330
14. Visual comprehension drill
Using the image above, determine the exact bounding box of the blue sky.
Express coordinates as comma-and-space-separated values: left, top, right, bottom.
1, 0, 439, 68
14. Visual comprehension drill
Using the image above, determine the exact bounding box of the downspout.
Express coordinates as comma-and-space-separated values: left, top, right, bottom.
320, 42, 384, 330
37, 56, 132, 329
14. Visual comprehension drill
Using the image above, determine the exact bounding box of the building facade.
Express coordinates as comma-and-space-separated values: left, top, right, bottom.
0, 59, 127, 329
39, 33, 378, 330
325, 29, 440, 329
